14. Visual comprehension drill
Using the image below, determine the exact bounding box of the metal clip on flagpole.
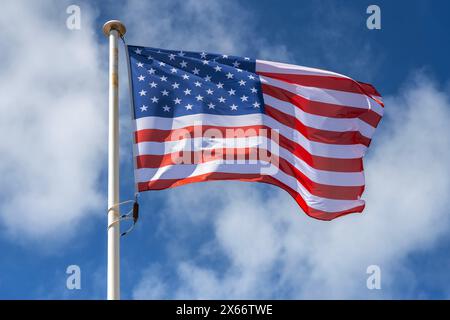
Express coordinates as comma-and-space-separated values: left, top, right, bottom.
103, 20, 126, 301
107, 194, 140, 236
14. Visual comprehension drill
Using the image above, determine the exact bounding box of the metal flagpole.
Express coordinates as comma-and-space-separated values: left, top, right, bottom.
103, 20, 126, 300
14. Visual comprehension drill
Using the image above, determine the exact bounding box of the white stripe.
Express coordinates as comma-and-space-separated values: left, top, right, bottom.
136, 114, 367, 159
263, 94, 375, 139
136, 113, 264, 131
256, 59, 347, 78
135, 161, 365, 213
260, 75, 384, 117
136, 135, 365, 186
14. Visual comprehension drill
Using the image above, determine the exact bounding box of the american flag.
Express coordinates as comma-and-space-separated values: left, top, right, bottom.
126, 45, 384, 220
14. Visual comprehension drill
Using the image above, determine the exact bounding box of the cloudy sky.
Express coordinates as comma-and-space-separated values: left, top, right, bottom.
0, 0, 449, 299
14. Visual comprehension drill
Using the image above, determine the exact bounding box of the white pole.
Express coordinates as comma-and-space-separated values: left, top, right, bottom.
103, 20, 126, 301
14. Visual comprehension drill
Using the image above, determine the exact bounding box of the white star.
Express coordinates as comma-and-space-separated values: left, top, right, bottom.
135, 48, 142, 54
192, 68, 200, 75
137, 62, 144, 68
239, 80, 246, 86
184, 88, 191, 95
161, 90, 169, 96
218, 96, 226, 103
253, 101, 261, 108
232, 61, 240, 68
178, 51, 185, 57
140, 105, 148, 112
139, 89, 147, 96
222, 54, 228, 58
240, 95, 248, 102
138, 75, 145, 81
182, 74, 190, 80
185, 104, 193, 110
248, 74, 256, 80
168, 53, 176, 60
194, 81, 202, 87
204, 75, 211, 82
214, 65, 222, 72
147, 55, 153, 60
236, 68, 243, 73
148, 68, 156, 75
149, 82, 157, 88
226, 72, 234, 79
202, 60, 209, 65
230, 104, 238, 110
172, 82, 180, 89
159, 61, 166, 67
228, 89, 236, 96
200, 52, 207, 58
174, 98, 182, 104
208, 103, 215, 109
170, 67, 178, 73
216, 82, 224, 89
160, 76, 168, 82
244, 57, 250, 61
151, 96, 159, 103
180, 61, 187, 68
250, 87, 258, 93
163, 105, 171, 112
206, 89, 214, 95
195, 95, 204, 101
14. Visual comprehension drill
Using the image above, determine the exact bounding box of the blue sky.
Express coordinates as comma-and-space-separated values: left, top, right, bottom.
0, 0, 450, 299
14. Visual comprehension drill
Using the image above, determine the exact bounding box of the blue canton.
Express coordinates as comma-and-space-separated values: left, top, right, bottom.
127, 46, 264, 119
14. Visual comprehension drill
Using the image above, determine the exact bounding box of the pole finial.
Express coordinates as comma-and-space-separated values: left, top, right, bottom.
103, 20, 127, 37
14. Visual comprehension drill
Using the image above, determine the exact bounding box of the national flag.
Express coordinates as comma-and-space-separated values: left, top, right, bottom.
126, 45, 384, 220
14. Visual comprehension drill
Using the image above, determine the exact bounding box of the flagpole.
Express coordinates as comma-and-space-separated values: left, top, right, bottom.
103, 20, 126, 300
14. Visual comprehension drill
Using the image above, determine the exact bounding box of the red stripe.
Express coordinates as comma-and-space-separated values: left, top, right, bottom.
137, 148, 268, 168
257, 71, 382, 99
136, 149, 364, 200
136, 124, 266, 143
264, 105, 371, 146
261, 84, 382, 128
135, 127, 364, 172
135, 110, 370, 147
137, 172, 365, 221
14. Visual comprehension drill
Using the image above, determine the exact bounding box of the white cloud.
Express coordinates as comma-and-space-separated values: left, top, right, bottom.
0, 1, 107, 242
132, 264, 168, 299
132, 72, 450, 299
